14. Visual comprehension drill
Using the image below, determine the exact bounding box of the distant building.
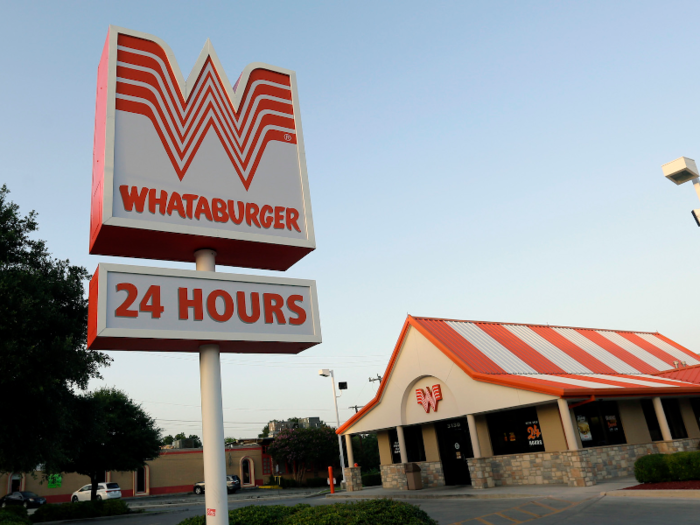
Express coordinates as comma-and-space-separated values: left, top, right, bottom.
268, 417, 323, 437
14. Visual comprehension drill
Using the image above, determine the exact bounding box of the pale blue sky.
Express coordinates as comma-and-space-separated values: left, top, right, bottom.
3, 1, 700, 437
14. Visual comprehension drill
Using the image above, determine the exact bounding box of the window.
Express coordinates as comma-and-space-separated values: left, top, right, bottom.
573, 400, 626, 448
262, 455, 272, 476
404, 426, 426, 463
690, 398, 700, 430
486, 407, 545, 456
642, 399, 688, 440
641, 400, 663, 441
388, 429, 402, 464
136, 467, 146, 494
241, 459, 251, 485
662, 399, 688, 439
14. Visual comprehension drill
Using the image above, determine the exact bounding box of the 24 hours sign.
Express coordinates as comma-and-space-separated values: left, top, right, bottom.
87, 263, 321, 353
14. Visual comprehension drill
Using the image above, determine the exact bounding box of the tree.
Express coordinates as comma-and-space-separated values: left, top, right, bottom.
349, 433, 380, 471
259, 425, 270, 438
266, 426, 338, 485
61, 388, 162, 501
167, 432, 201, 448
224, 437, 237, 446
0, 185, 110, 474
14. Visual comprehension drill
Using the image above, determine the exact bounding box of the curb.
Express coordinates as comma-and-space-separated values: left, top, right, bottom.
131, 491, 326, 510
602, 489, 700, 499
325, 492, 541, 501
35, 509, 181, 525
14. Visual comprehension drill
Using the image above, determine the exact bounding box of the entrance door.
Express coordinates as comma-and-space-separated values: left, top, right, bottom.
436, 418, 473, 485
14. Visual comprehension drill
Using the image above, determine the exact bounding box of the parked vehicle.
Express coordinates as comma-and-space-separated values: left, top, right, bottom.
0, 492, 47, 509
71, 483, 122, 502
193, 475, 240, 494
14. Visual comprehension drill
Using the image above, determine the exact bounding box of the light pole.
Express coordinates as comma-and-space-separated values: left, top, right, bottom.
318, 369, 346, 485
662, 156, 700, 225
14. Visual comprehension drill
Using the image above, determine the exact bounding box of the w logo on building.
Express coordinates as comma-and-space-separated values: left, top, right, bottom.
416, 384, 443, 413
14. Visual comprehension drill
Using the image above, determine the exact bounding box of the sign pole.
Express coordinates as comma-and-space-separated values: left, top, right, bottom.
196, 249, 228, 525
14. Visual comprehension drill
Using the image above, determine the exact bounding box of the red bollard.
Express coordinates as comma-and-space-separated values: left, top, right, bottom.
328, 466, 334, 494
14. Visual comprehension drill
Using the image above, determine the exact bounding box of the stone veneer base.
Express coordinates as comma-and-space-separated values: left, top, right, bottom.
467, 438, 700, 489
380, 461, 445, 490
343, 467, 362, 492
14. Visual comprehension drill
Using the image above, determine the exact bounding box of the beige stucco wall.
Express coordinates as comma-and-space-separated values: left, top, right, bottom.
536, 403, 568, 452
475, 415, 493, 457
377, 430, 393, 466
679, 398, 700, 439
342, 327, 557, 435
422, 424, 440, 462
618, 399, 652, 444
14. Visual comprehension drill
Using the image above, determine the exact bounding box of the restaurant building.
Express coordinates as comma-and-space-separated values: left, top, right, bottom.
337, 316, 700, 490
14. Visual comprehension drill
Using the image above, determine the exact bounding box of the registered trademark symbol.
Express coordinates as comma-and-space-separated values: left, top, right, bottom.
284, 133, 292, 141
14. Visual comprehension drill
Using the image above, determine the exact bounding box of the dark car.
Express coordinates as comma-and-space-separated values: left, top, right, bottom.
193, 475, 240, 495
0, 491, 47, 509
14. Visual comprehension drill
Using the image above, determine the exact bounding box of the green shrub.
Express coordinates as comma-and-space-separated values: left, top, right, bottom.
0, 508, 31, 525
362, 468, 382, 487
31, 499, 130, 523
230, 505, 309, 525
634, 454, 671, 483
278, 477, 298, 489
304, 477, 329, 488
285, 500, 438, 525
0, 507, 29, 523
176, 500, 436, 525
666, 451, 700, 481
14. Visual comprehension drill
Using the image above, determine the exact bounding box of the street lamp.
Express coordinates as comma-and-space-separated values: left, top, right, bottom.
662, 156, 700, 226
318, 368, 347, 485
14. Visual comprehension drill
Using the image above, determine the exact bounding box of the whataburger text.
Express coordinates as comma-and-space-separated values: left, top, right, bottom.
119, 185, 302, 232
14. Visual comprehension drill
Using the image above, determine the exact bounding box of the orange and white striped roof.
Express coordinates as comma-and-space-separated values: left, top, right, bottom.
412, 317, 700, 395
336, 317, 700, 435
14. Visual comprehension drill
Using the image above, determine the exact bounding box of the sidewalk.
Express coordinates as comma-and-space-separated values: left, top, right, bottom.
125, 487, 324, 510
326, 477, 639, 501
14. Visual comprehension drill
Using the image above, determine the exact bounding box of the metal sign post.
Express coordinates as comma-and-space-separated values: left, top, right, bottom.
195, 250, 228, 523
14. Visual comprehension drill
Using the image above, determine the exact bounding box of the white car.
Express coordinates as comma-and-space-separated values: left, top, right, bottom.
71, 483, 122, 502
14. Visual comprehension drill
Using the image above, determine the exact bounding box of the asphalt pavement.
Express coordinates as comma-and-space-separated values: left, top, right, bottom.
55, 492, 700, 525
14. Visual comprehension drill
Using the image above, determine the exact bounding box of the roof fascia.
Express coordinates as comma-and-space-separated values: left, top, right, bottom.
335, 317, 413, 435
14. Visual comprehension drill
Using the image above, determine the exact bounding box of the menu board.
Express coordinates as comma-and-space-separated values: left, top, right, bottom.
525, 420, 543, 447
605, 414, 620, 433
577, 415, 593, 442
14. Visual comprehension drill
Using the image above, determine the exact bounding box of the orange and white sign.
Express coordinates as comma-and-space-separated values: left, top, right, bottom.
416, 384, 443, 413
89, 26, 315, 270
87, 263, 321, 353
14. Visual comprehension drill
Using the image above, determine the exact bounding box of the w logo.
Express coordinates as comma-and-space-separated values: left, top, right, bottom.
416, 385, 443, 413
101, 27, 300, 190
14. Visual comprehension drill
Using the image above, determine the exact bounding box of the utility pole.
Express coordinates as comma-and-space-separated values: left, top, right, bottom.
368, 374, 382, 384
348, 405, 363, 413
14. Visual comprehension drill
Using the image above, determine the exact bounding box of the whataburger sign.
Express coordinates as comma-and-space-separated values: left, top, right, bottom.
89, 26, 315, 271
87, 26, 321, 523
88, 26, 320, 353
